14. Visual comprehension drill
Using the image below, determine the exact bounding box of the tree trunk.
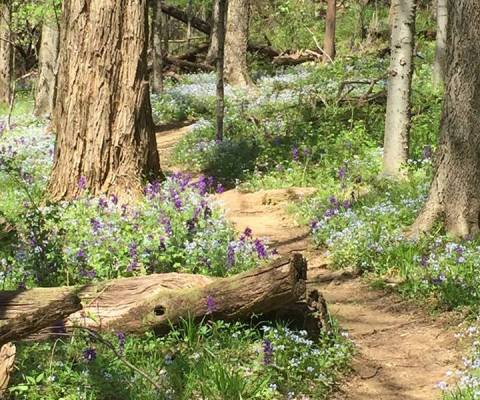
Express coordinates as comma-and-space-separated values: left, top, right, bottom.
34, 21, 59, 117
0, 3, 11, 105
432, 0, 447, 88
205, 0, 220, 65
48, 0, 162, 201
224, 0, 253, 87
0, 343, 15, 397
382, 0, 416, 177
410, 0, 480, 238
215, 0, 226, 141
151, 0, 164, 93
323, 0, 336, 61
0, 255, 328, 338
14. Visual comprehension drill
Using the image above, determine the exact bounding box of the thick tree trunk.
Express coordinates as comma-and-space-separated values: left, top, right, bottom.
224, 0, 253, 87
410, 0, 480, 238
215, 0, 226, 141
48, 0, 161, 201
151, 0, 164, 93
34, 21, 59, 117
432, 0, 447, 88
0, 3, 11, 105
205, 0, 220, 65
0, 255, 327, 338
382, 0, 416, 177
323, 0, 336, 61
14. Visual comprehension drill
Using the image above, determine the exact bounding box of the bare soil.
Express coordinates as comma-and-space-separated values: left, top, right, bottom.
157, 126, 460, 400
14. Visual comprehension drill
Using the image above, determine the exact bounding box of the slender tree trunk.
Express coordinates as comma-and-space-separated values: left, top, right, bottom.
186, 0, 193, 49
0, 3, 11, 105
432, 0, 447, 88
224, 0, 253, 87
48, 0, 161, 201
382, 0, 416, 177
34, 22, 59, 117
323, 0, 336, 61
216, 0, 227, 141
410, 0, 480, 238
151, 0, 164, 93
206, 0, 220, 65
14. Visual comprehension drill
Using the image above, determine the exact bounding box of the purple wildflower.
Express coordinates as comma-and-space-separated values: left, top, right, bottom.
263, 339, 274, 365
342, 200, 352, 209
78, 176, 87, 190
292, 146, 299, 161
206, 295, 216, 314
254, 239, 268, 259
432, 273, 446, 286
90, 218, 102, 234
310, 220, 319, 230
98, 198, 108, 209
243, 227, 253, 238
117, 332, 126, 354
162, 217, 173, 236
422, 145, 432, 160
110, 194, 119, 205
216, 183, 225, 194
324, 208, 337, 218
83, 347, 96, 362
227, 243, 235, 267
328, 196, 338, 207
338, 166, 346, 180
76, 248, 86, 260
420, 255, 429, 268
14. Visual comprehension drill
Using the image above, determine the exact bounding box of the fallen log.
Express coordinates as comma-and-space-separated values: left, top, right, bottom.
0, 255, 328, 339
159, 3, 281, 60
165, 56, 214, 72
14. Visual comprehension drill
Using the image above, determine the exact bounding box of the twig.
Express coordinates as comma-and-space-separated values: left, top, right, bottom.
306, 27, 333, 63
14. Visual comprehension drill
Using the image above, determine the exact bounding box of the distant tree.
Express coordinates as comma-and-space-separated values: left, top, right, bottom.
34, 17, 59, 117
410, 0, 480, 237
432, 0, 447, 88
215, 0, 227, 141
382, 0, 416, 177
323, 0, 336, 61
48, 0, 161, 200
224, 0, 252, 87
205, 0, 220, 65
0, 2, 11, 105
150, 0, 164, 94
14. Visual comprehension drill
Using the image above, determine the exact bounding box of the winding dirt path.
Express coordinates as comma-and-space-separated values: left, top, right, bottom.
157, 127, 460, 400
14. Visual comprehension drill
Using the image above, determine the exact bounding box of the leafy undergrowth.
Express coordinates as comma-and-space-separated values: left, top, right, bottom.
0, 114, 352, 399
10, 319, 352, 400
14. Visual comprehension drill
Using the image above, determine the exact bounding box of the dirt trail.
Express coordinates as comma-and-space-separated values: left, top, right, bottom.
157, 127, 459, 400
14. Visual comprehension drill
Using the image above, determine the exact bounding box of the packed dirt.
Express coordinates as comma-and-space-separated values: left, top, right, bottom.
157, 126, 460, 400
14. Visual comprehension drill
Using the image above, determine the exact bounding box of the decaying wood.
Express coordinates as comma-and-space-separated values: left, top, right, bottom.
0, 343, 15, 397
159, 3, 280, 60
165, 56, 214, 72
0, 255, 328, 339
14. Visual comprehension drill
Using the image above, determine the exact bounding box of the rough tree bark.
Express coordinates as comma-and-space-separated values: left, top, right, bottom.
205, 0, 220, 65
224, 0, 253, 87
151, 0, 164, 93
0, 255, 328, 338
432, 0, 447, 88
323, 0, 336, 61
382, 0, 416, 177
34, 21, 59, 117
0, 3, 11, 105
48, 0, 161, 201
410, 0, 480, 237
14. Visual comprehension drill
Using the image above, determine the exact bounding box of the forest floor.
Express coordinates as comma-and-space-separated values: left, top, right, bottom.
157, 126, 461, 400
